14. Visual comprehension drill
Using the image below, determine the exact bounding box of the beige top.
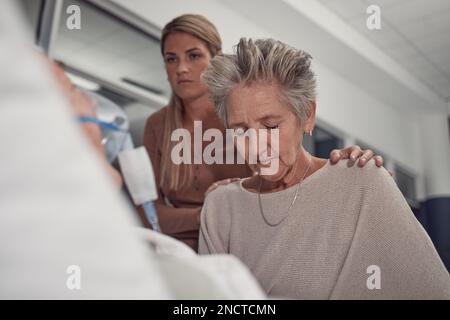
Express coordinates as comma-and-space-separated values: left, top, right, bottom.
143, 107, 252, 251
199, 160, 450, 299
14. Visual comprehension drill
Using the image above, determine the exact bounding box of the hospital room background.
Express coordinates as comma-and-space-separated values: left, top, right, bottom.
15, 0, 450, 274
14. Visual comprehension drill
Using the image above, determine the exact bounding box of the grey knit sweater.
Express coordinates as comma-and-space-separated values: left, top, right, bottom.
199, 160, 450, 299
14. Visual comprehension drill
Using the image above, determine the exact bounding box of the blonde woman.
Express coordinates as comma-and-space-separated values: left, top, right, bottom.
143, 15, 384, 251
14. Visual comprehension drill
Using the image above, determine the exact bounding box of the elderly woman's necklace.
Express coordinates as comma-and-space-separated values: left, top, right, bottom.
257, 153, 312, 227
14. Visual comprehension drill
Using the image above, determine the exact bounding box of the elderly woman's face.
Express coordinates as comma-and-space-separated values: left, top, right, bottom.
163, 32, 212, 102
227, 82, 312, 182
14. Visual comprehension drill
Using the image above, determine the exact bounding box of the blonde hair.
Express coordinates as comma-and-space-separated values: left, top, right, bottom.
159, 14, 222, 191
202, 38, 316, 127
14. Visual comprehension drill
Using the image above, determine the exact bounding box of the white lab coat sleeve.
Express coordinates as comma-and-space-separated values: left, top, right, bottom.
0, 0, 171, 299
141, 229, 265, 299
0, 0, 266, 300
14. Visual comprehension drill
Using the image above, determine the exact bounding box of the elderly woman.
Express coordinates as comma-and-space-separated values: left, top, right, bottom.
198, 38, 450, 299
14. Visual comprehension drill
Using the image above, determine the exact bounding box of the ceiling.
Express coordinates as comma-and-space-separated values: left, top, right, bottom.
318, 0, 450, 102
22, 0, 450, 105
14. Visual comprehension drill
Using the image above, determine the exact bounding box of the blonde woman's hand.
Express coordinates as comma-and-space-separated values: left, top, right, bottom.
205, 178, 242, 197
330, 145, 381, 167
330, 145, 393, 176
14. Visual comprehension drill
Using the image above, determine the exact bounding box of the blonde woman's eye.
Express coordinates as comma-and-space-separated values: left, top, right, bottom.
267, 125, 279, 130
190, 53, 200, 60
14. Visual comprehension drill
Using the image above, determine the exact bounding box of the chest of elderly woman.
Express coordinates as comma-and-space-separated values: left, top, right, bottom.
225, 175, 362, 299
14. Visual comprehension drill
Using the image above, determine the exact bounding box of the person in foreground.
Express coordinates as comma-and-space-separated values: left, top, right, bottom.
198, 38, 450, 299
0, 1, 264, 299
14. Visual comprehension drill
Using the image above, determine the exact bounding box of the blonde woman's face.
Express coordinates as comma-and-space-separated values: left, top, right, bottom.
163, 32, 212, 102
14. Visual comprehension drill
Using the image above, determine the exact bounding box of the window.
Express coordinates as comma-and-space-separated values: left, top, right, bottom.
18, 0, 169, 146
304, 126, 343, 158
52, 0, 170, 99
17, 0, 43, 41
395, 165, 418, 208
357, 142, 418, 208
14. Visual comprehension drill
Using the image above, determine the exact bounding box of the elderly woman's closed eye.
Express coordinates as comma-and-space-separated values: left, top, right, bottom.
198, 38, 450, 300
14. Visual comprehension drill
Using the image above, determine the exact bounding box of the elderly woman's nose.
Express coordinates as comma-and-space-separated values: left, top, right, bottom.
247, 134, 272, 162
246, 138, 258, 161
258, 144, 277, 162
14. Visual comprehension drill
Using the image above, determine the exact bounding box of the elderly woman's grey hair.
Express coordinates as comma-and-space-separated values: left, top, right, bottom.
202, 38, 317, 127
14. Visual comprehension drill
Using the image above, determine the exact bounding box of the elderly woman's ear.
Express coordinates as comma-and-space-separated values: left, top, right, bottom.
303, 101, 316, 136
